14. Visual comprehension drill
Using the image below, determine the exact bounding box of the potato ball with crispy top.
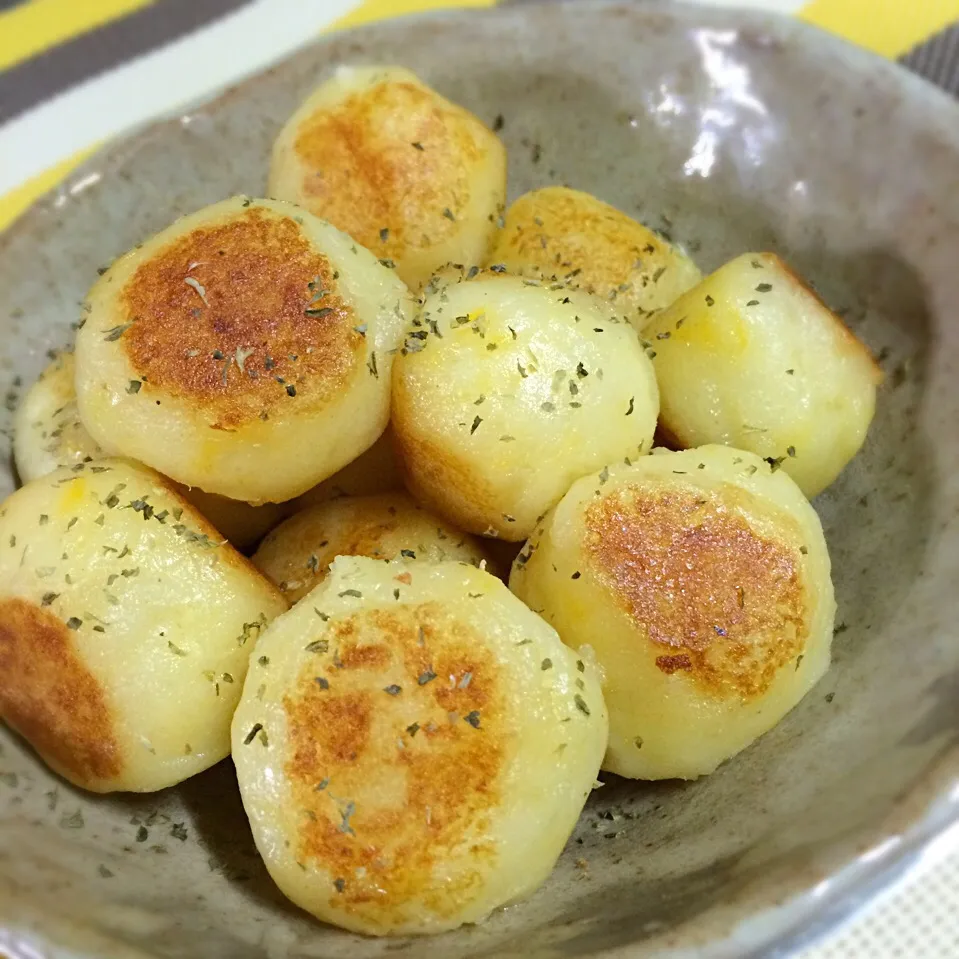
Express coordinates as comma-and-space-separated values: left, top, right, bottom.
511, 445, 835, 780
487, 187, 701, 331
74, 196, 413, 504
269, 65, 506, 291
0, 459, 287, 792
232, 556, 607, 935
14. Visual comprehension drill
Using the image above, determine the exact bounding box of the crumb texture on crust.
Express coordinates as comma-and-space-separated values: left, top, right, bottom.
282, 602, 504, 928
585, 484, 807, 699
120, 208, 362, 429
292, 78, 482, 261
0, 597, 120, 783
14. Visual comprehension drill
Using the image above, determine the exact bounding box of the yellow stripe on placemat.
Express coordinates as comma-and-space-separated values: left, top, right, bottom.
0, 147, 97, 234
0, 0, 154, 72
799, 0, 959, 58
333, 0, 495, 31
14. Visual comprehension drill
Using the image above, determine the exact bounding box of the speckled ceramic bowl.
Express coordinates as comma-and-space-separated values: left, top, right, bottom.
1, 2, 958, 956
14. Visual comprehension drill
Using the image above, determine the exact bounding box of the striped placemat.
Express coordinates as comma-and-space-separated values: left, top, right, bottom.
0, 2, 958, 958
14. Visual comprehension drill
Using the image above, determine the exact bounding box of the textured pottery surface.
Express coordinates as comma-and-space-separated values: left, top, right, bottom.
1, 2, 959, 957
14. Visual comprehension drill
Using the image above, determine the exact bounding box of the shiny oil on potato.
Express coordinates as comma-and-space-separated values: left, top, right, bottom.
232, 556, 607, 936
269, 66, 507, 292
487, 187, 701, 331
0, 459, 287, 793
392, 273, 659, 540
644, 252, 882, 498
74, 196, 412, 504
14, 353, 285, 551
252, 492, 494, 604
510, 445, 835, 781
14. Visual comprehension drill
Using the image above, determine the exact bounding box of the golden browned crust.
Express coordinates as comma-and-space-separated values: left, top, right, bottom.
120, 208, 363, 429
292, 79, 483, 262
282, 602, 504, 927
0, 597, 121, 783
585, 485, 808, 699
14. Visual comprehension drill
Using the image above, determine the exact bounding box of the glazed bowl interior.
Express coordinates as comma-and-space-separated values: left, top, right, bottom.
2, 2, 959, 957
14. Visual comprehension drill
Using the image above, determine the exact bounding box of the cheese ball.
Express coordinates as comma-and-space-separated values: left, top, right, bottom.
269, 65, 506, 292
644, 253, 882, 497
510, 445, 835, 780
14, 352, 103, 481
232, 556, 607, 936
13, 354, 285, 550
253, 492, 494, 604
0, 459, 287, 792
74, 196, 413, 504
392, 274, 659, 540
295, 429, 402, 509
487, 187, 701, 331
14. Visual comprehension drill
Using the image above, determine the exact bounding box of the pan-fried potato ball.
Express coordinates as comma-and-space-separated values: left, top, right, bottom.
392, 274, 659, 540
14, 352, 102, 481
253, 492, 494, 604
487, 187, 701, 331
0, 459, 287, 792
74, 196, 413, 504
644, 253, 882, 498
510, 445, 835, 781
232, 557, 607, 935
269, 65, 506, 292
295, 429, 402, 509
13, 354, 285, 550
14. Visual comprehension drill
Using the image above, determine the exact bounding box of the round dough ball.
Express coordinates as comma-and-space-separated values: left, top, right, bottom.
14, 352, 103, 481
392, 274, 659, 540
295, 429, 402, 509
232, 556, 607, 935
0, 459, 287, 792
13, 354, 285, 550
510, 445, 835, 780
253, 492, 494, 604
487, 187, 701, 331
269, 65, 506, 292
643, 252, 882, 498
74, 196, 413, 504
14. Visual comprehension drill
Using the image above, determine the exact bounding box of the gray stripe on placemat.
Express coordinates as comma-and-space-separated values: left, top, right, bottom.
0, 0, 255, 125
0, 0, 27, 11
899, 23, 959, 96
